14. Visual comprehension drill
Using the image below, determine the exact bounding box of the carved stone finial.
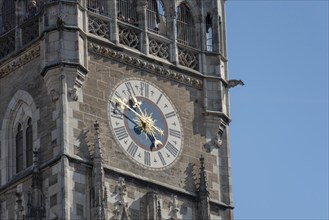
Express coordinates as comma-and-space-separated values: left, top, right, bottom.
91, 121, 106, 220
199, 155, 207, 193
94, 120, 100, 131
26, 149, 46, 220
197, 155, 210, 220
227, 79, 244, 88
157, 201, 162, 220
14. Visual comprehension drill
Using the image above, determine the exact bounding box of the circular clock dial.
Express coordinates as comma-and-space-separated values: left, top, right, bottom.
108, 78, 183, 169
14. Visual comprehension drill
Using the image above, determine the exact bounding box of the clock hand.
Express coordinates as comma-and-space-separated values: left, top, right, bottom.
130, 96, 165, 136
114, 97, 144, 119
150, 133, 162, 148
131, 96, 142, 112
114, 97, 164, 137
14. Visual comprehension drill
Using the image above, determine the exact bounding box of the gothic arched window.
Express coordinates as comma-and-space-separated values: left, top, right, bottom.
176, 3, 195, 47
1, 0, 15, 32
14, 117, 34, 174
117, 0, 138, 25
147, 0, 166, 35
0, 90, 38, 184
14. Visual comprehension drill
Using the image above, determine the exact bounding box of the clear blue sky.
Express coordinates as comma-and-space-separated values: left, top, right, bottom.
226, 1, 328, 219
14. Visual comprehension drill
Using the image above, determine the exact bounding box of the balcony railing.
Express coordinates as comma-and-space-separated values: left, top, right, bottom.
87, 11, 200, 71
0, 1, 201, 72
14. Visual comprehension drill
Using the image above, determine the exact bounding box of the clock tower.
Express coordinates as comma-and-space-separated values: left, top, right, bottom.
0, 0, 235, 219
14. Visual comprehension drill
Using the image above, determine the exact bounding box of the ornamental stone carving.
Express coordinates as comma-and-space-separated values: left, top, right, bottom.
119, 27, 139, 49
149, 39, 169, 60
88, 42, 203, 89
178, 48, 198, 70
89, 16, 110, 39
0, 45, 40, 78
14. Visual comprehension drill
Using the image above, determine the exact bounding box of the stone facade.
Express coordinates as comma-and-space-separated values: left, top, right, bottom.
0, 0, 233, 219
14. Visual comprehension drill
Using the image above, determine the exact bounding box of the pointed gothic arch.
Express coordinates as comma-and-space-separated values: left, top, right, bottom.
0, 90, 39, 185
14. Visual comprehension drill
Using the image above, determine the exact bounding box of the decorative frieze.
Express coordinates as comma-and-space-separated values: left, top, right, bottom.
0, 45, 40, 79
88, 42, 203, 89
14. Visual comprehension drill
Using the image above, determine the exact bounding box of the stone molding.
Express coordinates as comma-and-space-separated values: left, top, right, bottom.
0, 45, 40, 79
88, 42, 203, 89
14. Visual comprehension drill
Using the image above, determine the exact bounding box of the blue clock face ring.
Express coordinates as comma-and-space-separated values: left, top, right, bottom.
124, 97, 169, 151
108, 78, 183, 170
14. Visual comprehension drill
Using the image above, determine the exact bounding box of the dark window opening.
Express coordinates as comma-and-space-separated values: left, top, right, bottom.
87, 0, 106, 15
206, 13, 213, 51
176, 3, 195, 47
147, 0, 166, 35
117, 0, 138, 25
1, 0, 16, 33
16, 124, 23, 173
26, 118, 33, 167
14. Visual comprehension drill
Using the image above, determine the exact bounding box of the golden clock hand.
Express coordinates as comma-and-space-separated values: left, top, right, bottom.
114, 97, 144, 119
130, 96, 144, 117
151, 133, 162, 148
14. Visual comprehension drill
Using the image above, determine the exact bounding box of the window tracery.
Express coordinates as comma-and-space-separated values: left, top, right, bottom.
0, 90, 38, 185
14, 117, 34, 174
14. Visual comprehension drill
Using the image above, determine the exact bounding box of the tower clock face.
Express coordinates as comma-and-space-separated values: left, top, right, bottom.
108, 78, 183, 170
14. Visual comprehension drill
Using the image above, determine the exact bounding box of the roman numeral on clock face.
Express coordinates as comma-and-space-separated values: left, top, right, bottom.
144, 151, 150, 166
113, 126, 128, 140
127, 141, 138, 157
165, 111, 176, 118
158, 151, 166, 166
114, 91, 121, 98
165, 142, 178, 157
140, 82, 149, 98
156, 94, 163, 105
169, 129, 181, 139
125, 82, 136, 96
